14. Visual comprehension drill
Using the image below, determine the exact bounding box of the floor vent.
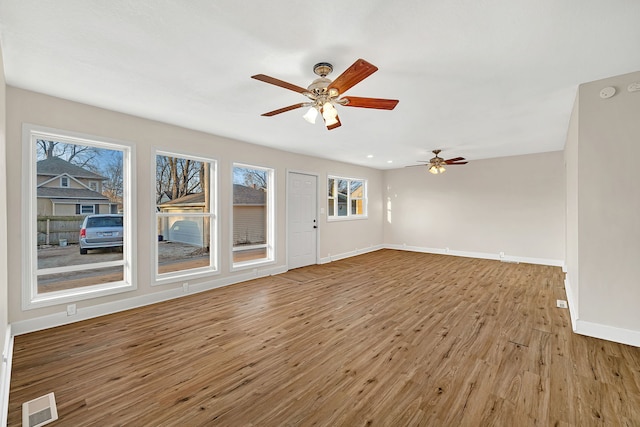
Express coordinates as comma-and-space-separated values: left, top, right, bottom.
22, 392, 58, 427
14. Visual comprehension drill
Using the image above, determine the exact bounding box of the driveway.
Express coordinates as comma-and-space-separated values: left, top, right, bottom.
36, 242, 209, 292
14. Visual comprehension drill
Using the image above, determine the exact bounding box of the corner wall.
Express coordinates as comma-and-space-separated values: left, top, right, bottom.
566, 70, 640, 346
383, 151, 565, 265
0, 40, 11, 426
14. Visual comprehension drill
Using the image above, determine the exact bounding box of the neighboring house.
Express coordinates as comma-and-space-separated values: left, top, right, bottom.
157, 184, 265, 246
36, 157, 117, 216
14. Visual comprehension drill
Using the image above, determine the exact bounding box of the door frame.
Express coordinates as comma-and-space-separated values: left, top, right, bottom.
286, 169, 320, 269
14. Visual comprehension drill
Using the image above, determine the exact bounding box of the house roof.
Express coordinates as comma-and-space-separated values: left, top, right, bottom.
159, 192, 206, 207
158, 185, 265, 207
233, 184, 266, 205
37, 187, 109, 201
37, 157, 106, 180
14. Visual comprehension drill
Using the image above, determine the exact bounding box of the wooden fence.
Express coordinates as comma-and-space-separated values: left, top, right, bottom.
37, 216, 83, 246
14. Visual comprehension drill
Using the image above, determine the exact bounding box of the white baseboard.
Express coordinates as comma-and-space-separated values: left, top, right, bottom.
1, 325, 13, 427
574, 320, 640, 348
319, 244, 385, 264
563, 275, 578, 331
384, 244, 564, 267
563, 273, 639, 347
11, 264, 287, 336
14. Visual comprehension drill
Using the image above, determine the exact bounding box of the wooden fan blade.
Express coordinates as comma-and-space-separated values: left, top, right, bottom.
445, 161, 468, 165
251, 74, 308, 94
326, 115, 342, 130
445, 157, 465, 162
261, 103, 307, 116
342, 96, 399, 110
327, 59, 378, 94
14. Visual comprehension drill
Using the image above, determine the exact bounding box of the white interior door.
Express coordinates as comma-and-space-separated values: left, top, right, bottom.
287, 172, 317, 269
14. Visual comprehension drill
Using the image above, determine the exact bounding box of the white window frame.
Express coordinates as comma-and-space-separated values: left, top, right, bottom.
22, 124, 136, 310
153, 150, 219, 284
327, 175, 368, 221
88, 180, 99, 192
231, 163, 275, 271
80, 204, 95, 215
60, 176, 69, 188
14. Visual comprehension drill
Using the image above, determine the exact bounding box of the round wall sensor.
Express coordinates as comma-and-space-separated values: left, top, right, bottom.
599, 86, 616, 99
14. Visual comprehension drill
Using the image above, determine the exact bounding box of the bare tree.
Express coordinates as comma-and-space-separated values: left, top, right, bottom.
241, 168, 267, 190
156, 155, 204, 203
36, 140, 100, 172
102, 157, 123, 205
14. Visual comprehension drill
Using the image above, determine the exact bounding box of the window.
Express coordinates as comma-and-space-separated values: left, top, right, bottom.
22, 125, 135, 309
80, 204, 95, 215
327, 175, 367, 220
155, 151, 217, 280
88, 181, 99, 192
232, 163, 274, 268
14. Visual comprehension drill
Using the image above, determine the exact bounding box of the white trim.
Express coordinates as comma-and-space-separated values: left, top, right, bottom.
152, 150, 219, 283
383, 244, 565, 267
11, 264, 288, 336
1, 325, 13, 427
326, 175, 368, 220
563, 274, 578, 330
319, 244, 385, 264
22, 124, 137, 310
573, 320, 640, 348
231, 163, 275, 271
564, 273, 639, 347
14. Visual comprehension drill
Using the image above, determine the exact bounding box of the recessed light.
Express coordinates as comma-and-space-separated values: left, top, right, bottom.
387, 160, 393, 163
367, 154, 374, 158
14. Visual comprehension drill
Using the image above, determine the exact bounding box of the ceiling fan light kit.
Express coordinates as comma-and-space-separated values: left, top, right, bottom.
251, 59, 399, 130
412, 149, 468, 175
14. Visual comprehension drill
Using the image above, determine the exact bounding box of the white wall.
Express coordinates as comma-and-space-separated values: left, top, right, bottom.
564, 94, 579, 320
566, 70, 640, 345
0, 41, 10, 425
383, 151, 565, 264
5, 87, 384, 326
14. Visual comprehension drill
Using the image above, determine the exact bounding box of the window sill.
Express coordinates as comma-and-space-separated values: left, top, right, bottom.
327, 215, 368, 222
25, 281, 135, 310
154, 267, 219, 285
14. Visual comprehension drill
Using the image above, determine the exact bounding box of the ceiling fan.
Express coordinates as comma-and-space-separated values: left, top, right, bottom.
414, 150, 468, 174
251, 59, 399, 130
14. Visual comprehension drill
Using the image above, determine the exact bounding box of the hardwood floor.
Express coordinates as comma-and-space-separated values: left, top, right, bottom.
8, 250, 640, 426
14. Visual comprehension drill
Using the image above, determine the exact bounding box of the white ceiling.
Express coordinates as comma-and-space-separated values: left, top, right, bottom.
1, 1, 639, 169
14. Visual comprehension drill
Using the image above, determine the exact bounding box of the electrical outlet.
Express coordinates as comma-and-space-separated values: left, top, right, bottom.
556, 299, 568, 309
66, 304, 76, 316
499, 251, 505, 258
183, 283, 189, 293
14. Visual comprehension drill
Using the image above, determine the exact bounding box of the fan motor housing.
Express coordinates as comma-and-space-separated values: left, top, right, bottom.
313, 62, 333, 77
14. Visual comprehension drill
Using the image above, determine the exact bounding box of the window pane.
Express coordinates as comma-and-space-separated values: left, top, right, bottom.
156, 153, 215, 277
38, 266, 124, 293
157, 216, 210, 274
328, 178, 334, 197
351, 199, 364, 215
35, 139, 125, 294
328, 176, 367, 218
233, 164, 271, 266
337, 179, 348, 216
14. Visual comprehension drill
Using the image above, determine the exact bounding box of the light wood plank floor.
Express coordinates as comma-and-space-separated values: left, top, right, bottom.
8, 250, 640, 426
